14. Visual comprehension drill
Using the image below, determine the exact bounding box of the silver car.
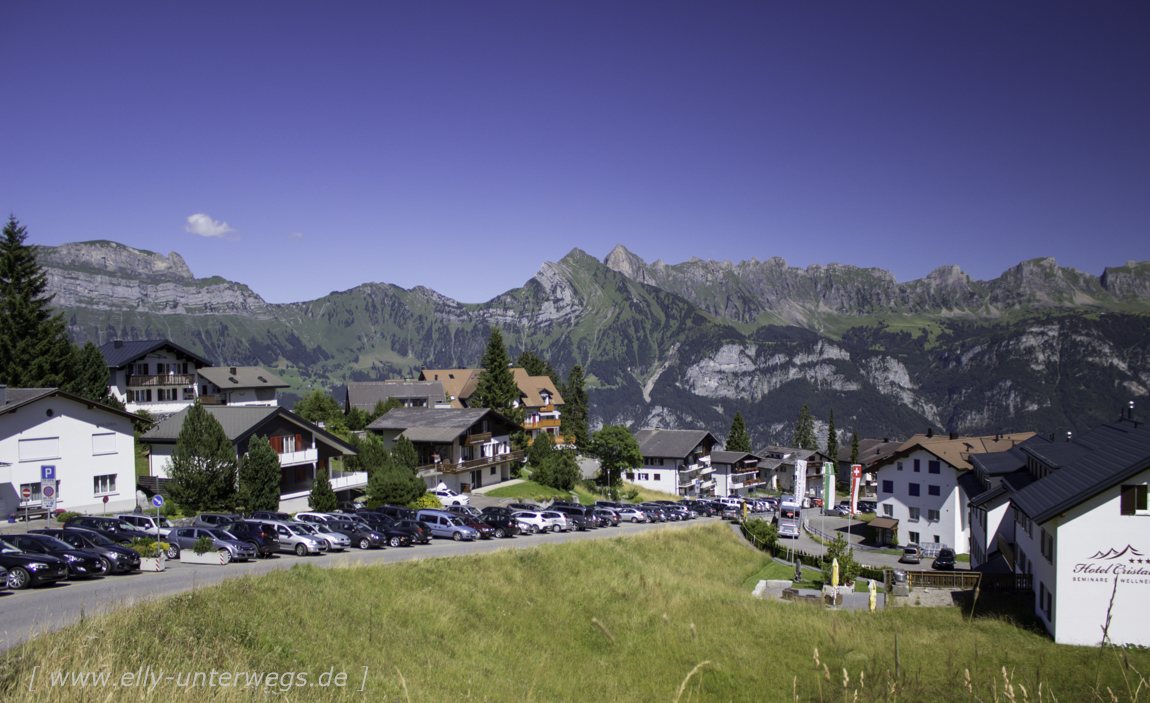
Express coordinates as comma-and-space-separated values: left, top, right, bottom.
266, 521, 328, 556
615, 507, 648, 523
167, 527, 257, 562
299, 522, 351, 551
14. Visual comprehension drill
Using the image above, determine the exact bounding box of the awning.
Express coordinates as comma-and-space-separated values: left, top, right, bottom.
868, 517, 899, 531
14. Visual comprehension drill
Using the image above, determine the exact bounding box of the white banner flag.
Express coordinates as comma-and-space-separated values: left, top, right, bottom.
794, 459, 807, 505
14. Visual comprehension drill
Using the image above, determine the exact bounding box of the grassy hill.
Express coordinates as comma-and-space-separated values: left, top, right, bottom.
1, 524, 1145, 702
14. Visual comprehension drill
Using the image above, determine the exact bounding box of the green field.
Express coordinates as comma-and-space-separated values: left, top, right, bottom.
1, 524, 1146, 702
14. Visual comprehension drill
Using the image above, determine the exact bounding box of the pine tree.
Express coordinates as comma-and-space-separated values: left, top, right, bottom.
826, 408, 839, 462
515, 351, 561, 388
793, 403, 816, 450
850, 431, 860, 465
392, 435, 418, 472
0, 216, 74, 388
726, 412, 751, 453
472, 328, 519, 415
65, 341, 111, 403
561, 364, 590, 451
166, 403, 238, 512
237, 435, 281, 512
308, 466, 338, 511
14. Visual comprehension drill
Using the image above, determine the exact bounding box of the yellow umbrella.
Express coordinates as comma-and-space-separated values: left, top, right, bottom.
868, 579, 877, 612
832, 558, 839, 588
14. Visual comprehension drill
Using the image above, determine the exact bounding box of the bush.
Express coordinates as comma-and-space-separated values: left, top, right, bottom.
192, 535, 214, 555
56, 511, 82, 524
821, 533, 861, 586
409, 493, 441, 510
130, 538, 165, 559
622, 487, 640, 503
741, 519, 778, 553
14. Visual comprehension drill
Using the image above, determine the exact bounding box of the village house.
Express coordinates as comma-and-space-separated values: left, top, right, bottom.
629, 429, 718, 498
417, 368, 565, 445
709, 450, 764, 498
344, 380, 450, 412
754, 446, 833, 503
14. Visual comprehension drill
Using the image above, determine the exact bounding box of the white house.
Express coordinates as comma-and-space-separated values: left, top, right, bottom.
995, 415, 1150, 647
99, 339, 212, 415
873, 431, 1035, 552
629, 429, 718, 498
967, 436, 1050, 570
754, 447, 832, 501
197, 366, 288, 407
142, 405, 359, 512
0, 385, 140, 517
709, 450, 763, 497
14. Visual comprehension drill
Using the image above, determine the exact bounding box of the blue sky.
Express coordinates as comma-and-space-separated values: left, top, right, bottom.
2, 2, 1147, 304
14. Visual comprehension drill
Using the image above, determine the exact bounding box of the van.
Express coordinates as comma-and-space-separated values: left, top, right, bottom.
415, 509, 480, 541
116, 513, 176, 538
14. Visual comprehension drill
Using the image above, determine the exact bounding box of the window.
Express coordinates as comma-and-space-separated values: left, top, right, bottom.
883, 504, 893, 517
1121, 485, 1149, 515
882, 480, 893, 494
653, 474, 661, 481
908, 507, 920, 521
909, 531, 920, 544
913, 459, 921, 472
183, 388, 195, 400
1039, 582, 1052, 621
908, 483, 920, 497
932, 535, 940, 543
19, 437, 60, 461
928, 460, 941, 474
156, 388, 178, 401
1041, 528, 1054, 563
155, 363, 171, 375
638, 473, 648, 481
130, 389, 152, 403
896, 461, 903, 471
625, 473, 635, 481
93, 474, 117, 495
133, 362, 149, 375
490, 467, 496, 475
92, 433, 117, 455
928, 509, 940, 521
928, 485, 941, 496
1016, 511, 1033, 537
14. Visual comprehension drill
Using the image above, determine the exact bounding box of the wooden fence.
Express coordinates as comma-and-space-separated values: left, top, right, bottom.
883, 569, 1032, 592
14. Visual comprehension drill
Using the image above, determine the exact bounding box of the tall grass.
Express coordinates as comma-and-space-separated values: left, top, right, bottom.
0, 524, 1146, 701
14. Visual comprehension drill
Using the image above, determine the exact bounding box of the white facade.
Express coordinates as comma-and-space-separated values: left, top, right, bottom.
1, 392, 137, 517
711, 460, 762, 497
970, 493, 1013, 569
876, 449, 968, 552
626, 461, 680, 496
1017, 467, 1150, 647
109, 348, 203, 415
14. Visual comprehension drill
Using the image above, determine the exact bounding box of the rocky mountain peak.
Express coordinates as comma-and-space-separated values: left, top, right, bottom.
603, 244, 656, 285
37, 240, 194, 281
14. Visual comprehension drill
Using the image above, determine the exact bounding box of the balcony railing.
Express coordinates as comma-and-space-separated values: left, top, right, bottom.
199, 394, 225, 405
278, 448, 318, 466
415, 450, 524, 476
522, 418, 561, 430
128, 374, 196, 388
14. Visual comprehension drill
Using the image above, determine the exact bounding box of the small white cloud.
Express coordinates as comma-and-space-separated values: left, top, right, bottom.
185, 213, 237, 239
287, 232, 303, 242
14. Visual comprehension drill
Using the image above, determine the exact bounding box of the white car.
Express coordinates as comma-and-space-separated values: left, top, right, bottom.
539, 511, 573, 532
512, 511, 552, 533
433, 488, 469, 506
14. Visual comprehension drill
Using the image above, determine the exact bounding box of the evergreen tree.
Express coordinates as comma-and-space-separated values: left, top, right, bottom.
292, 389, 342, 426
561, 364, 590, 451
237, 435, 281, 512
471, 328, 519, 415
308, 466, 338, 511
792, 403, 816, 450
726, 412, 751, 453
166, 403, 238, 512
0, 216, 74, 388
516, 350, 561, 388
392, 435, 418, 472
825, 408, 839, 462
369, 397, 402, 422
850, 431, 860, 465
65, 341, 111, 403
590, 425, 643, 490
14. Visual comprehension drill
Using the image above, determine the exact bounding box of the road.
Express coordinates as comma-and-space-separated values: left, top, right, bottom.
0, 516, 714, 652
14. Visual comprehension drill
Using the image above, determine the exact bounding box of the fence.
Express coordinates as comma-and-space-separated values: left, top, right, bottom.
803, 520, 891, 553
882, 569, 1033, 593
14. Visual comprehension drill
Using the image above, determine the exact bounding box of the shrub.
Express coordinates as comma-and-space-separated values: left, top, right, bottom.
56, 511, 82, 524
821, 533, 861, 586
130, 538, 161, 559
192, 535, 214, 555
409, 494, 442, 510
622, 487, 640, 503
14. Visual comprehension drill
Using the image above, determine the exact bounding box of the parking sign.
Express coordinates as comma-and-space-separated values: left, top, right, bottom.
41, 465, 56, 481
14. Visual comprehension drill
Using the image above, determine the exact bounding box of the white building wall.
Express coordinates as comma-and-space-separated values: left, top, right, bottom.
876, 449, 967, 552
1037, 469, 1150, 647
0, 395, 137, 516
628, 461, 679, 496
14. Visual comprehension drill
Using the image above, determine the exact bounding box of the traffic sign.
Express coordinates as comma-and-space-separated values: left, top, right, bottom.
152, 495, 165, 508
42, 485, 55, 499
41, 465, 56, 481
21, 486, 31, 499
102, 495, 109, 504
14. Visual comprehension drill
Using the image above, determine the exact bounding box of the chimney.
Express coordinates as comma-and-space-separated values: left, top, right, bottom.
113, 340, 123, 349
883, 437, 889, 443
949, 431, 959, 440
926, 428, 934, 438
0, 384, 6, 406
229, 367, 237, 375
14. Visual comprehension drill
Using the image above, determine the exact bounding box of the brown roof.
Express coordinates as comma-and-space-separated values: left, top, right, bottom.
875, 432, 1037, 473
418, 368, 564, 410
869, 517, 899, 531
511, 368, 565, 409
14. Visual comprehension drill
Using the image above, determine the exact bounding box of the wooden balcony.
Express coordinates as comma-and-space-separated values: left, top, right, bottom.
463, 432, 492, 446
417, 450, 524, 475
128, 374, 196, 388
522, 418, 561, 430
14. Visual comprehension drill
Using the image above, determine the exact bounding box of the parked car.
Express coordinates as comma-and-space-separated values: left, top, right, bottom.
299, 522, 351, 551
392, 519, 433, 544
3, 534, 105, 580
116, 513, 176, 538
223, 520, 281, 558
539, 511, 572, 532
373, 505, 417, 521
31, 528, 140, 573
265, 521, 328, 556
415, 509, 480, 541
593, 508, 620, 526
0, 539, 70, 589
480, 506, 517, 518
192, 513, 244, 527
432, 487, 469, 506
62, 516, 151, 545
167, 527, 257, 561
251, 510, 293, 522
932, 547, 956, 570
295, 512, 340, 525
458, 516, 497, 539
615, 506, 648, 523
446, 505, 483, 518
900, 544, 922, 564
327, 519, 397, 549
512, 511, 552, 534
478, 513, 520, 538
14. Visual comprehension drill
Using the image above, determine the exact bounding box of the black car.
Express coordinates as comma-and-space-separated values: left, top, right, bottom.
372, 505, 416, 521
0, 540, 70, 589
507, 502, 541, 511
329, 519, 402, 549
3, 534, 105, 579
30, 528, 140, 573
480, 506, 517, 519
932, 547, 957, 570
478, 513, 521, 538
224, 521, 281, 558
251, 510, 293, 522
392, 519, 432, 544
62, 516, 152, 545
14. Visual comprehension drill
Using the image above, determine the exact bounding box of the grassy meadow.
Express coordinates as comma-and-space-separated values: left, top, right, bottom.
2, 523, 1147, 702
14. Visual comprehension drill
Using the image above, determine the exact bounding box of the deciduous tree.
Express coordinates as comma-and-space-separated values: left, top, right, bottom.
293, 389, 343, 426
590, 425, 642, 490
166, 403, 238, 512
726, 412, 751, 453
237, 435, 281, 512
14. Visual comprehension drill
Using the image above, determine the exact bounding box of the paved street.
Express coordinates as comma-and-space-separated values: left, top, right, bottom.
772, 511, 969, 571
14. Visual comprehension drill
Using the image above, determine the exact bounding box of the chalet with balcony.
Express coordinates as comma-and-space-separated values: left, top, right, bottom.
755, 446, 833, 501
345, 380, 450, 412
141, 405, 359, 511
197, 366, 288, 407
99, 339, 210, 414
629, 429, 718, 498
710, 450, 763, 497
366, 407, 523, 493
417, 367, 565, 445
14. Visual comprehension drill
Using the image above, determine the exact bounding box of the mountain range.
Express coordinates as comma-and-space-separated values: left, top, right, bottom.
37, 240, 1150, 449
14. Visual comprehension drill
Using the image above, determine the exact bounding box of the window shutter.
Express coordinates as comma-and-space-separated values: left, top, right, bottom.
1121, 485, 1136, 515
296, 434, 303, 450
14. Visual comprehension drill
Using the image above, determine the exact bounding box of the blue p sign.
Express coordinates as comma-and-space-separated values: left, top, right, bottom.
41, 465, 56, 481
152, 495, 165, 508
